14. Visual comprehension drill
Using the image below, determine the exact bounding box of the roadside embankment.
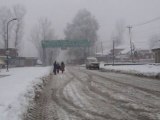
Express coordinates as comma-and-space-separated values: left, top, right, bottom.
100, 63, 160, 79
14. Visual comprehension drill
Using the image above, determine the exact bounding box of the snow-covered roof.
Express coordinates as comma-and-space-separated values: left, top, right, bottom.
120, 47, 130, 54
87, 57, 97, 60
37, 59, 42, 64
97, 42, 151, 55
96, 49, 110, 56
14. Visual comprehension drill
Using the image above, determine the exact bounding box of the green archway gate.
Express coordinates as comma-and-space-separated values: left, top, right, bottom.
42, 40, 90, 48
41, 40, 90, 64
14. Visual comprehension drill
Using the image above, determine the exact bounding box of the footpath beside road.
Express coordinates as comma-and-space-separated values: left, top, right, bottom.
0, 67, 51, 120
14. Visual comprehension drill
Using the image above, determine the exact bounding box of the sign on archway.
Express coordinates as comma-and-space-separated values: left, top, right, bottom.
42, 40, 90, 48
41, 40, 90, 65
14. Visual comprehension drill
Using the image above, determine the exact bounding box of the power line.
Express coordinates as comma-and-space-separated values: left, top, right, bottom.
125, 16, 160, 55
132, 16, 160, 27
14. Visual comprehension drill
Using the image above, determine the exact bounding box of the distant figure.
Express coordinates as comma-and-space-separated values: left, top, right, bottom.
56, 62, 60, 74
61, 62, 65, 73
53, 61, 57, 75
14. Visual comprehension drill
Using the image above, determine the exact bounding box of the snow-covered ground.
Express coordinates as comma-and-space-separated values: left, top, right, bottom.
0, 67, 51, 120
100, 63, 160, 78
23, 66, 160, 119
0, 64, 159, 120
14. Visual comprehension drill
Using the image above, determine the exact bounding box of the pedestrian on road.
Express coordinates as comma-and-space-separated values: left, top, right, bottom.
61, 62, 65, 73
53, 61, 57, 75
56, 62, 60, 74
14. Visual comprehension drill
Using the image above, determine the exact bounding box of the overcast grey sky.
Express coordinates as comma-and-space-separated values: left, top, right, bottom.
1, 0, 160, 51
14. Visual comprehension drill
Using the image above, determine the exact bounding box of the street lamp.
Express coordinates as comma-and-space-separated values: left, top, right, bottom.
6, 18, 18, 71
127, 25, 133, 63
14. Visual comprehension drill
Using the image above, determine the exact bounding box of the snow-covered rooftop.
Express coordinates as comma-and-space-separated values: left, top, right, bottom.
96, 49, 110, 56
120, 47, 130, 54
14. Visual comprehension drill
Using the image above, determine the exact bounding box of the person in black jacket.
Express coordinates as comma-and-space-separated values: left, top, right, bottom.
61, 62, 65, 73
53, 61, 57, 75
56, 62, 60, 74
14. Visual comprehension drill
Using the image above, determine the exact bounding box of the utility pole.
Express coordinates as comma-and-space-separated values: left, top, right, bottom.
96, 46, 97, 57
42, 47, 46, 66
42, 40, 46, 66
112, 40, 115, 66
127, 25, 133, 62
6, 18, 18, 71
101, 41, 103, 56
88, 46, 90, 56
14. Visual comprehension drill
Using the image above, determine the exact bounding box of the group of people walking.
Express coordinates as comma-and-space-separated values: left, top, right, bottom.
53, 61, 65, 75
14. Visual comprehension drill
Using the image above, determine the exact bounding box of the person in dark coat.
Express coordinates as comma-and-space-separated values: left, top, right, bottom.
56, 62, 60, 74
53, 61, 57, 75
61, 62, 65, 73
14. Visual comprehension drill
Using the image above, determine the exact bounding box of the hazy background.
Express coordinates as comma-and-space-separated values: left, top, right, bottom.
0, 0, 160, 57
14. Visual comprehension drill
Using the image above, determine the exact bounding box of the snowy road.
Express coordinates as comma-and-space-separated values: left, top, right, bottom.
24, 66, 160, 120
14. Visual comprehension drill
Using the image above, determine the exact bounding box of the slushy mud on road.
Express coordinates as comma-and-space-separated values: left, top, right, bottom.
24, 67, 160, 120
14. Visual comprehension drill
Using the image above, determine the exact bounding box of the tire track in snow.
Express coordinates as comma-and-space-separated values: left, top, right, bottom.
77, 68, 160, 120
24, 67, 160, 120
69, 68, 136, 120
52, 73, 111, 120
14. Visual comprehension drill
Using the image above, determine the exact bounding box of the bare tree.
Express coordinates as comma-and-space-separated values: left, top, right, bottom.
149, 34, 160, 49
30, 18, 57, 65
30, 25, 42, 59
0, 5, 26, 54
113, 20, 125, 46
65, 9, 99, 44
0, 6, 12, 48
64, 9, 99, 61
12, 4, 26, 51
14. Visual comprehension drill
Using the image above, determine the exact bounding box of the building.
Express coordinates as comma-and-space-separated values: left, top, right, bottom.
97, 46, 154, 63
0, 48, 18, 67
0, 48, 38, 67
135, 49, 153, 59
13, 57, 37, 67
95, 49, 110, 62
152, 41, 160, 63
0, 48, 18, 57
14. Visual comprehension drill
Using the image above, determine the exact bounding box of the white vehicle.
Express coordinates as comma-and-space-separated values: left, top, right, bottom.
86, 57, 100, 70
